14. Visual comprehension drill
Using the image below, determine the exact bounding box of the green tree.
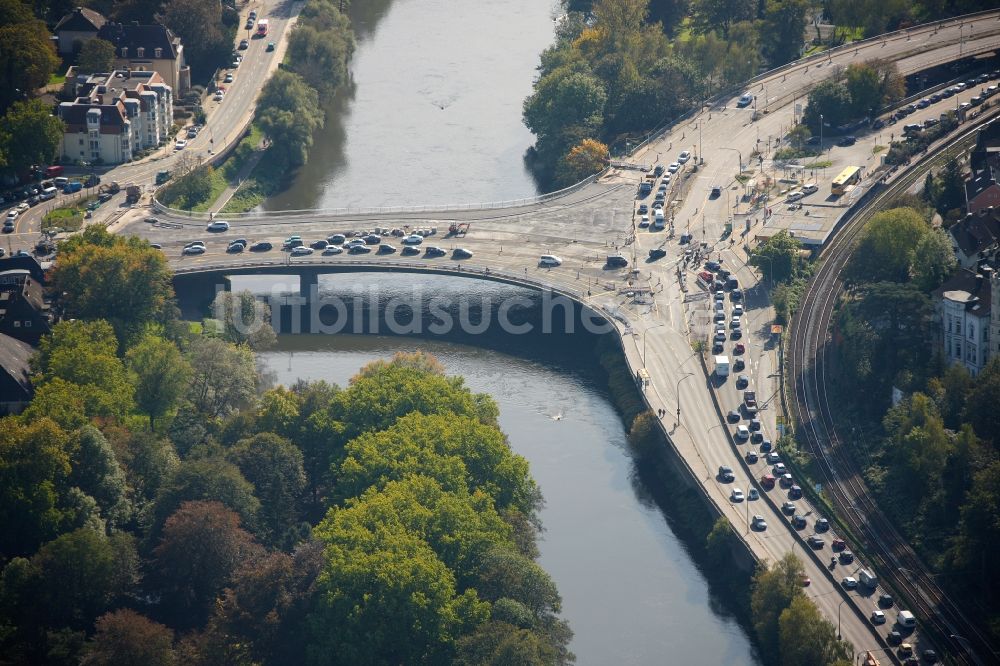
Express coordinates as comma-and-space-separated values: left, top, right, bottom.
162, 164, 213, 209
307, 519, 489, 665
778, 595, 852, 665
949, 461, 1000, 593
19, 377, 89, 431
911, 227, 955, 292
32, 319, 134, 419
556, 138, 609, 186
160, 0, 231, 79
761, 0, 808, 65
802, 80, 852, 133
961, 357, 1000, 447
930, 159, 966, 216
152, 457, 260, 540
843, 207, 929, 285
750, 552, 805, 658
186, 337, 257, 419
845, 62, 882, 118
70, 426, 130, 528
286, 17, 354, 100
153, 500, 263, 627
0, 417, 74, 558
749, 230, 805, 283
337, 411, 537, 515
0, 21, 59, 113
51, 227, 175, 343
81, 609, 176, 666
209, 290, 277, 350
523, 69, 607, 146
226, 433, 306, 547
690, 0, 756, 37
256, 70, 324, 167
0, 99, 64, 176
127, 334, 193, 429
76, 38, 115, 73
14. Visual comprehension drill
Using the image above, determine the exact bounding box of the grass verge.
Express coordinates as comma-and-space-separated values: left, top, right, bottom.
41, 197, 95, 233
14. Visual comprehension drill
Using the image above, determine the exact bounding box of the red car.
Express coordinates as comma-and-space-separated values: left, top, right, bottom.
734, 343, 746, 354
698, 270, 713, 282
759, 474, 775, 490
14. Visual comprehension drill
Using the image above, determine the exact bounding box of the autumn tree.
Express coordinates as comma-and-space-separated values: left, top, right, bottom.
151, 458, 260, 541
51, 227, 175, 343
153, 501, 263, 627
77, 38, 115, 73
81, 609, 176, 666
557, 138, 609, 186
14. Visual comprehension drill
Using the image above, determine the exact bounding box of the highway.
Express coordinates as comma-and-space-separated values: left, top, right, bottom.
7, 8, 1000, 663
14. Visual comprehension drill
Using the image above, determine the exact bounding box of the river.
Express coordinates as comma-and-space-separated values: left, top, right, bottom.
236, 273, 760, 665
262, 0, 555, 210
244, 0, 761, 660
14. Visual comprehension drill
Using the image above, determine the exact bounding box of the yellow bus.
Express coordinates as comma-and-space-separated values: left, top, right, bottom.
831, 166, 861, 195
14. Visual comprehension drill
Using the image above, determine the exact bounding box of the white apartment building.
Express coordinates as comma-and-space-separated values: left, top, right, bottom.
935, 267, 993, 376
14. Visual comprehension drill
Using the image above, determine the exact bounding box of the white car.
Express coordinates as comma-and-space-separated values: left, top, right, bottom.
737, 92, 754, 107
730, 488, 745, 502
290, 246, 314, 256
786, 190, 804, 202
667, 162, 681, 173
402, 234, 423, 245
207, 220, 230, 232
733, 304, 744, 317
5, 210, 18, 222
15, 202, 29, 213
751, 515, 767, 530
802, 183, 818, 195
175, 140, 187, 150
678, 150, 691, 163
539, 254, 562, 267
842, 577, 858, 589
182, 245, 205, 255
870, 610, 886, 625
214, 92, 224, 102
736, 425, 750, 440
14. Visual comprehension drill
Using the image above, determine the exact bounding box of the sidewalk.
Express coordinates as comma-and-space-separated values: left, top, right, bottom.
208, 140, 268, 214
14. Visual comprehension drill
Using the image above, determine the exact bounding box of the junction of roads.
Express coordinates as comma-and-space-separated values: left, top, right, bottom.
7, 8, 1000, 664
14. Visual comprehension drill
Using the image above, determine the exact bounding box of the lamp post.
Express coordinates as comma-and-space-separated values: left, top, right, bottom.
819, 114, 824, 154
721, 146, 742, 173
676, 372, 694, 427
837, 598, 848, 639
642, 322, 667, 366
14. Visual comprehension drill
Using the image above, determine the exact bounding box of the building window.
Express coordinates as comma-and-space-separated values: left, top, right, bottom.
24, 321, 30, 328
79, 138, 84, 145
137, 47, 144, 58
13, 321, 20, 327
121, 47, 128, 58
154, 47, 162, 58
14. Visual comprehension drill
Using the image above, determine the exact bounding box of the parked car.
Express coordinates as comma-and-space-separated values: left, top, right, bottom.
836, 135, 856, 147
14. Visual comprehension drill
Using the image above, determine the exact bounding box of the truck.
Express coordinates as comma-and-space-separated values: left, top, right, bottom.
859, 569, 877, 588
639, 181, 652, 196
714, 355, 730, 377
861, 651, 880, 666
125, 184, 141, 204
62, 181, 82, 194
44, 165, 64, 178
897, 610, 916, 628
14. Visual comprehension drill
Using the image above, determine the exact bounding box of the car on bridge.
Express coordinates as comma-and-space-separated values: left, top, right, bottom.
751, 515, 766, 531
425, 246, 446, 258
348, 245, 371, 254
323, 246, 343, 255
717, 466, 735, 482
378, 244, 396, 254
745, 450, 758, 463
250, 241, 272, 252
402, 234, 423, 245
401, 246, 420, 256
453, 248, 473, 259
735, 425, 749, 441
291, 246, 314, 256
730, 488, 744, 502
842, 577, 858, 589
182, 245, 205, 255
736, 92, 754, 107
311, 240, 328, 250
207, 220, 230, 232
781, 501, 795, 515
328, 234, 346, 244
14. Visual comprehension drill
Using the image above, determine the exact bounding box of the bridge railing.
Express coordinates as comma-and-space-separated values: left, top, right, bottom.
152, 167, 609, 222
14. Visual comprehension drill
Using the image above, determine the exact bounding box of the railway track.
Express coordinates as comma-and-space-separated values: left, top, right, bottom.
788, 114, 1000, 665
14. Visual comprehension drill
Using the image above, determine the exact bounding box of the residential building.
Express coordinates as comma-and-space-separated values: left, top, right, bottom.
969, 118, 1000, 173
0, 272, 51, 346
96, 22, 188, 92
58, 70, 173, 165
965, 166, 1000, 216
934, 266, 993, 376
0, 333, 34, 415
948, 208, 1000, 268
54, 6, 107, 56
992, 269, 1000, 364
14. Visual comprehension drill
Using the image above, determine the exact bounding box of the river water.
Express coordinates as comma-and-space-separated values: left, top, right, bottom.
263, 0, 553, 210
247, 0, 760, 660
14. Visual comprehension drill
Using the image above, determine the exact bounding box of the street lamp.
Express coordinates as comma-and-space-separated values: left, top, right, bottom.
819, 114, 824, 154
721, 146, 742, 173
642, 322, 667, 366
837, 598, 849, 639
676, 372, 694, 426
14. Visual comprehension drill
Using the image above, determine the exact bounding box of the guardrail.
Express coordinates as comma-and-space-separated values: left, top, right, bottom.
153, 166, 609, 221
